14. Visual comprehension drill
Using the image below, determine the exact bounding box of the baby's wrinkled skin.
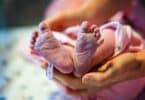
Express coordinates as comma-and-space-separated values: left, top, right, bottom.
31, 21, 115, 77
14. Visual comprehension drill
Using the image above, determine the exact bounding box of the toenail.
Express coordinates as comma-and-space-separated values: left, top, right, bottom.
31, 39, 35, 44
94, 28, 99, 33
95, 34, 100, 38
30, 44, 34, 49
90, 24, 96, 30
39, 22, 47, 31
81, 21, 89, 29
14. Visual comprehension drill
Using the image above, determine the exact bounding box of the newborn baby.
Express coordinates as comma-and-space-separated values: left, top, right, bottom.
31, 21, 145, 78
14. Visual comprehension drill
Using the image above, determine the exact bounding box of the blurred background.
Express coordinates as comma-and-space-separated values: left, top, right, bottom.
0, 0, 50, 27
0, 0, 74, 100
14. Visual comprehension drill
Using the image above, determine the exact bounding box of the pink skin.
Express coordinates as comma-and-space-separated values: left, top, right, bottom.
31, 21, 116, 77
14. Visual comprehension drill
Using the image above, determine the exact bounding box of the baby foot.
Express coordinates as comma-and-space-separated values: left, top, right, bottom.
34, 28, 74, 73
74, 21, 104, 77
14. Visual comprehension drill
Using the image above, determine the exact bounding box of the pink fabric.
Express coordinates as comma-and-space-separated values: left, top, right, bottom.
123, 1, 145, 37
94, 78, 145, 100
75, 78, 145, 100
99, 22, 133, 56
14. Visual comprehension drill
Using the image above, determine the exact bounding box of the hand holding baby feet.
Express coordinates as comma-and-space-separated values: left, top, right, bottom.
74, 21, 104, 77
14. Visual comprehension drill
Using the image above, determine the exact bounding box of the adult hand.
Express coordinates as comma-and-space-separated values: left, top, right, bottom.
39, 0, 133, 32
39, 8, 89, 32
82, 52, 143, 89
40, 0, 84, 31
53, 69, 102, 96
39, 13, 73, 31
51, 51, 144, 96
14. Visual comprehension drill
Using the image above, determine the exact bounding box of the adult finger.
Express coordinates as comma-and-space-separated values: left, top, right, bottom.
53, 69, 89, 90
82, 53, 139, 88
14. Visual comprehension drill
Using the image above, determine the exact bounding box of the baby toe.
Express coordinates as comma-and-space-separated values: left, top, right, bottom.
30, 30, 40, 53
90, 24, 97, 33
31, 30, 39, 42
79, 21, 89, 33
94, 32, 101, 40
34, 34, 46, 52
39, 22, 48, 32
94, 27, 99, 33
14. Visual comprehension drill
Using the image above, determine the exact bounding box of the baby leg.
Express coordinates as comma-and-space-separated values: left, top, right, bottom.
34, 28, 74, 73
74, 22, 103, 77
